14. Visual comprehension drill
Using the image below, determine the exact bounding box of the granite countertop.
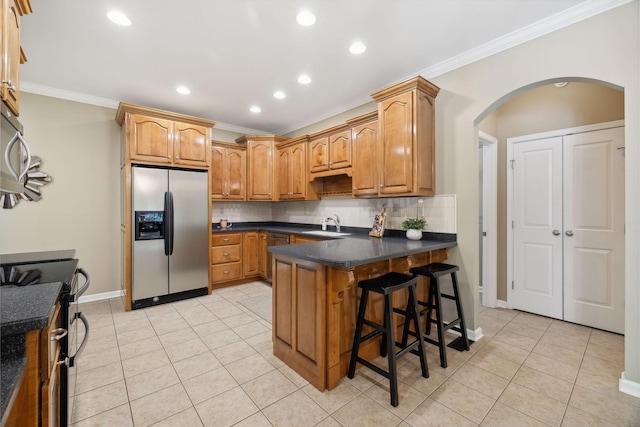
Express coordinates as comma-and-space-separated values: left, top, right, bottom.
1, 282, 62, 422
212, 222, 456, 268
1, 282, 63, 336
268, 234, 456, 268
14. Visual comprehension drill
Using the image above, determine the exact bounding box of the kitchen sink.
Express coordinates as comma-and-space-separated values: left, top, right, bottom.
301, 230, 351, 237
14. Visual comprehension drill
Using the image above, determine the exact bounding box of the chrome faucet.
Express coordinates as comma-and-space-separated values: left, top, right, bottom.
326, 214, 341, 232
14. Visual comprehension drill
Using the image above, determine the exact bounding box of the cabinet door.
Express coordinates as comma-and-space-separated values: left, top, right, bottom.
1, 0, 21, 115
329, 130, 352, 170
247, 141, 274, 200
272, 256, 326, 390
258, 232, 268, 278
352, 120, 378, 196
289, 144, 307, 199
225, 148, 245, 200
210, 146, 225, 199
243, 232, 259, 277
173, 122, 210, 167
277, 147, 291, 200
129, 114, 173, 163
378, 91, 414, 195
309, 136, 329, 173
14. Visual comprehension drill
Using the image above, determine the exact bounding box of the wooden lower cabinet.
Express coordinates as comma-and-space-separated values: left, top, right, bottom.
271, 248, 449, 391
272, 255, 326, 390
211, 232, 242, 286
258, 232, 268, 279
6, 303, 62, 427
243, 232, 259, 277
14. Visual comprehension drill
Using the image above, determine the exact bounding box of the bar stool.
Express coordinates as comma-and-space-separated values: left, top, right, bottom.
409, 263, 470, 369
347, 272, 429, 407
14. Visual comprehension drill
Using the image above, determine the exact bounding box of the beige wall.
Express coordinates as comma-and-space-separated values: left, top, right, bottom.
485, 82, 625, 300
284, 101, 377, 138
0, 93, 121, 296
427, 2, 639, 383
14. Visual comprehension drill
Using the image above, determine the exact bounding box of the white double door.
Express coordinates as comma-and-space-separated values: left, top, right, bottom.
510, 125, 625, 334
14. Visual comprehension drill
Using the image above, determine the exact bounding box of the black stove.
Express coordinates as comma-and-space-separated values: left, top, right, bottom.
0, 249, 89, 426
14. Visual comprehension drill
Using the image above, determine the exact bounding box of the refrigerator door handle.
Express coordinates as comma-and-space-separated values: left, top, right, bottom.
168, 191, 175, 255
163, 191, 172, 256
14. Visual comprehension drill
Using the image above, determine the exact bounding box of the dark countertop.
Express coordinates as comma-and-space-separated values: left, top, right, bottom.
213, 221, 456, 269
268, 234, 456, 268
1, 282, 62, 336
0, 335, 26, 423
1, 282, 62, 422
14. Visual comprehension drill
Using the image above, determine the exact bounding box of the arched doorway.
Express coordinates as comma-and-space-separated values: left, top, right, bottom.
475, 78, 625, 332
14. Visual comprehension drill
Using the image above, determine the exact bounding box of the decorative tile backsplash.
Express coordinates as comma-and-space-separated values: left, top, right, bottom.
212, 195, 456, 233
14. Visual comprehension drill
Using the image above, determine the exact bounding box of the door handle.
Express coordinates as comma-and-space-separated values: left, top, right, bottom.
565, 230, 574, 237
552, 229, 561, 236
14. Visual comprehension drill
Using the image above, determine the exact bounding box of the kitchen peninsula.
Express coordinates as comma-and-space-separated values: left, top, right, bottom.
267, 233, 456, 391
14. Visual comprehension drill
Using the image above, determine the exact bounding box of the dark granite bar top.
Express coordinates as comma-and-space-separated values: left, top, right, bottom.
1, 282, 62, 421
0, 335, 26, 423
1, 282, 62, 336
268, 234, 456, 268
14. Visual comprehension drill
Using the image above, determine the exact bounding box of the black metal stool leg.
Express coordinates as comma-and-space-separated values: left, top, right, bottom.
432, 279, 448, 368
348, 288, 369, 378
383, 293, 399, 407
408, 285, 429, 379
451, 272, 470, 351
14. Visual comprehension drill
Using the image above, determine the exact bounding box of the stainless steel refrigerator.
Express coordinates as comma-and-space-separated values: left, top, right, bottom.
132, 165, 209, 308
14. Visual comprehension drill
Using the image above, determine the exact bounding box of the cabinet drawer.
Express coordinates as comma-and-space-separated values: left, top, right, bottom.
212, 233, 242, 246
211, 245, 241, 264
212, 262, 242, 282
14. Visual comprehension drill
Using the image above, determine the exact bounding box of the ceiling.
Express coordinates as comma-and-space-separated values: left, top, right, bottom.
20, 0, 620, 135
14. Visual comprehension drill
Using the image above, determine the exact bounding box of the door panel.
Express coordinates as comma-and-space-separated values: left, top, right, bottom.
132, 167, 169, 300
563, 127, 625, 333
169, 169, 209, 294
512, 137, 563, 319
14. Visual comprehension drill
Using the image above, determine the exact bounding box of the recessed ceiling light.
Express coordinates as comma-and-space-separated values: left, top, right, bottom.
298, 74, 312, 85
176, 86, 191, 95
250, 106, 261, 113
273, 91, 286, 99
107, 10, 132, 27
296, 11, 316, 27
349, 41, 366, 55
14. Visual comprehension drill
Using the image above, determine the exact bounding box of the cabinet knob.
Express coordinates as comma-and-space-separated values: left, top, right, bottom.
223, 252, 229, 256
223, 270, 230, 274
353, 187, 357, 190
379, 184, 383, 188
223, 238, 229, 242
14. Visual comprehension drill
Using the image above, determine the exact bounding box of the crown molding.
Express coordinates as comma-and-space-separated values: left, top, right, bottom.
418, 0, 633, 80
21, 81, 120, 109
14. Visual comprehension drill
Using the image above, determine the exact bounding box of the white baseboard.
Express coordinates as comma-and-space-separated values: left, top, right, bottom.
496, 299, 508, 308
619, 372, 640, 398
467, 327, 484, 342
446, 327, 484, 343
77, 290, 124, 304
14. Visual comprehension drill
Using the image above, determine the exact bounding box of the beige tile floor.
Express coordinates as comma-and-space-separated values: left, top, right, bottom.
70, 281, 640, 427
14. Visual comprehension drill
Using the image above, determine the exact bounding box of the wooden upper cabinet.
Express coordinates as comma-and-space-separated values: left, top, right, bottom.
239, 135, 286, 201
277, 137, 312, 200
309, 125, 352, 179
372, 76, 439, 197
1, 0, 32, 116
350, 113, 379, 197
328, 130, 352, 170
309, 136, 329, 173
128, 114, 174, 164
173, 122, 210, 166
115, 103, 215, 169
211, 142, 246, 200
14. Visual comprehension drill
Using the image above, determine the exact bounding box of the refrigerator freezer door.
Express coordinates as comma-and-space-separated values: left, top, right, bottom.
132, 167, 169, 300
168, 169, 209, 294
